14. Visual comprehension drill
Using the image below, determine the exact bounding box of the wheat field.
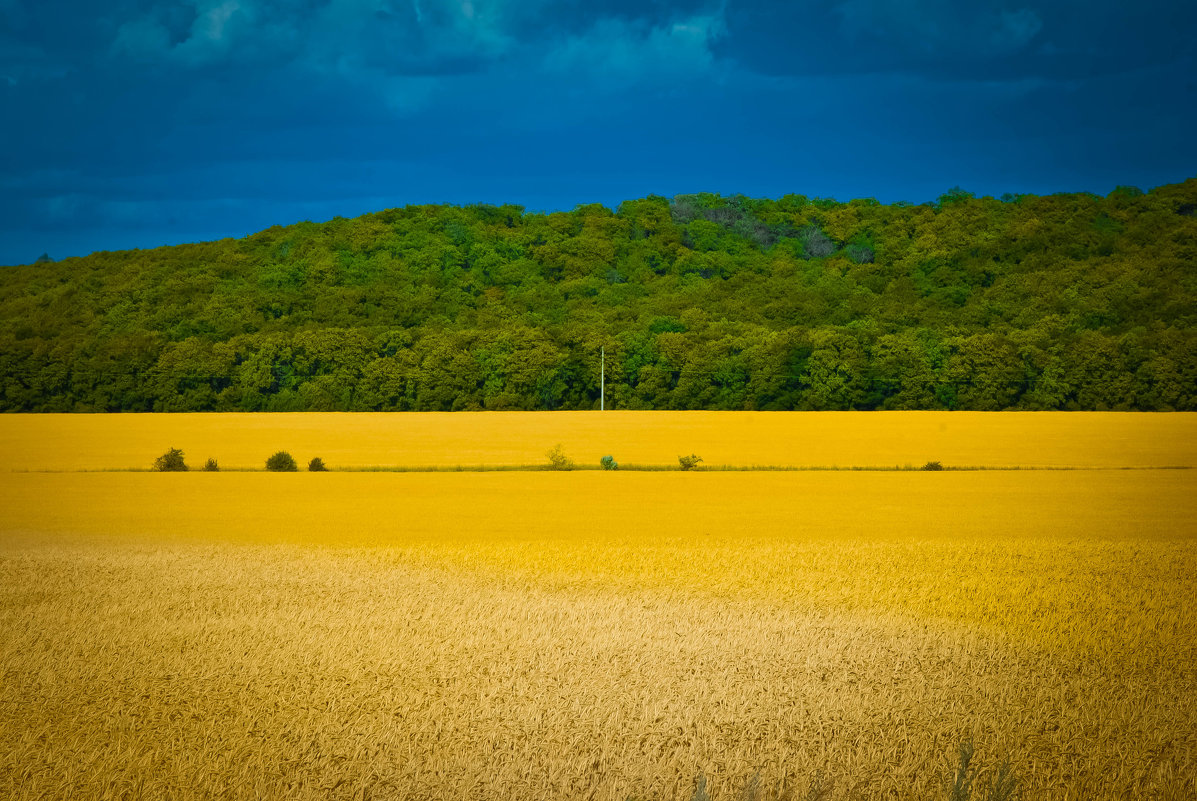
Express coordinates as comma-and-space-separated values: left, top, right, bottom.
1, 411, 1195, 471
1, 413, 1196, 800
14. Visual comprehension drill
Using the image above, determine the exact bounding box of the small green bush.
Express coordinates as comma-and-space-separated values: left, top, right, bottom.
600, 455, 618, 471
153, 447, 188, 472
678, 454, 703, 471
265, 451, 298, 472
308, 457, 327, 472
546, 444, 574, 471
202, 457, 219, 472
922, 460, 945, 471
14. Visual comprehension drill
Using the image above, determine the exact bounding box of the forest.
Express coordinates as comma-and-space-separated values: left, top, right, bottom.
1, 181, 1194, 412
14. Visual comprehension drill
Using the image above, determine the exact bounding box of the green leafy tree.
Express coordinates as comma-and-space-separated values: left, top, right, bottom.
153, 447, 188, 472
546, 444, 573, 471
265, 451, 298, 472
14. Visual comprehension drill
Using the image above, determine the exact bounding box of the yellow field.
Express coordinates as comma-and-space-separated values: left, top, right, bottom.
1, 410, 1194, 471
2, 413, 1196, 800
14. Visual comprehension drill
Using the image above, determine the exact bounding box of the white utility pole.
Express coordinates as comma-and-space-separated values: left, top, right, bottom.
601, 347, 605, 411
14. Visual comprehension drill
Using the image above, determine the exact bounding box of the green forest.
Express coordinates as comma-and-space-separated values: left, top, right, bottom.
2, 181, 1195, 412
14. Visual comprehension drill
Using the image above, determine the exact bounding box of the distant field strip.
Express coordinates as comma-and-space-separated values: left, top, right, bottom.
2, 469, 1196, 800
1, 411, 1195, 471
2, 471, 1194, 551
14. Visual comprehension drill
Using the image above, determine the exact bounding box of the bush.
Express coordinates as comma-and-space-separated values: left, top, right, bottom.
922, 460, 945, 471
678, 454, 703, 471
308, 457, 327, 472
546, 444, 574, 471
152, 447, 188, 472
265, 451, 298, 472
202, 457, 219, 472
600, 454, 618, 470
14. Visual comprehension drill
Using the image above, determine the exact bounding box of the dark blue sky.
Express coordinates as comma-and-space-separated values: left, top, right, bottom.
2, 0, 1194, 265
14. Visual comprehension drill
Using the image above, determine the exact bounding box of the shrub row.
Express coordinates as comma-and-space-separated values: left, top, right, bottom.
548, 445, 705, 472
156, 447, 948, 473
152, 448, 327, 472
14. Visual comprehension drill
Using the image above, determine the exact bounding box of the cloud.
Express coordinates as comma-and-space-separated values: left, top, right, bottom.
302, 0, 513, 77
172, 0, 253, 62
100, 0, 729, 79
105, 0, 522, 73
713, 0, 1196, 82
111, 0, 267, 65
833, 1, 1043, 58
544, 13, 725, 86
95, 0, 733, 122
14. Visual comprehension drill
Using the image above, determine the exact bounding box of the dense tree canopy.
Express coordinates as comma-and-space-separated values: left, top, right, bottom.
2, 181, 1195, 411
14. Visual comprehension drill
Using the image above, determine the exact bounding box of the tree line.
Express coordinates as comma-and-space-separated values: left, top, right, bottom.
1, 181, 1194, 411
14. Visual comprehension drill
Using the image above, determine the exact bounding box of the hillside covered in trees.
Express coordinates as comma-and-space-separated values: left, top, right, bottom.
2, 181, 1195, 412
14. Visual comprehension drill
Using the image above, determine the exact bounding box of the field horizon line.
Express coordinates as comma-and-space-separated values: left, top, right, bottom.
4, 464, 1193, 474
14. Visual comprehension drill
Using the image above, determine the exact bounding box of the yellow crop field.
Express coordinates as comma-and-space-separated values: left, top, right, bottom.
2, 413, 1196, 800
1, 410, 1195, 471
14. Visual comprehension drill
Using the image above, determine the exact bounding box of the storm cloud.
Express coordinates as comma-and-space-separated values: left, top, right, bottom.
1, 0, 1193, 263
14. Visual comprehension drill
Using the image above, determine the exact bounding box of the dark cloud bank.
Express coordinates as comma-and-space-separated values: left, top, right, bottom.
1, 0, 1193, 264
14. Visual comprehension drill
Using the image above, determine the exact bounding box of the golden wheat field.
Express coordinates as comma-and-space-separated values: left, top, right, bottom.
1, 413, 1196, 801
1, 411, 1195, 471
